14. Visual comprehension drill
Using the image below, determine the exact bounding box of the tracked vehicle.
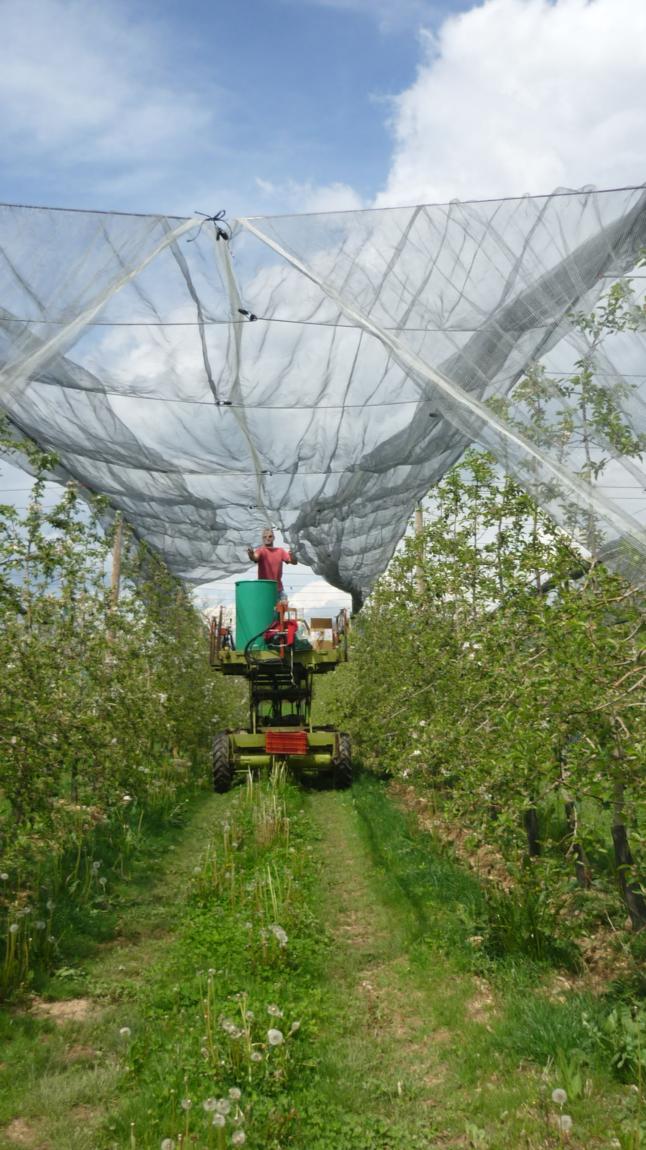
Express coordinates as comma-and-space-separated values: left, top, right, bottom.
209, 579, 352, 791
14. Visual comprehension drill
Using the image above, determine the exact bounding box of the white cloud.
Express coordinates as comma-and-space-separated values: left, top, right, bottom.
255, 177, 365, 214
377, 0, 646, 206
283, 578, 352, 617
0, 0, 215, 188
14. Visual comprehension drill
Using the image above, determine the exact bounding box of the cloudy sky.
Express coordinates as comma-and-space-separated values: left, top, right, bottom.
2, 0, 645, 220
1, 0, 645, 612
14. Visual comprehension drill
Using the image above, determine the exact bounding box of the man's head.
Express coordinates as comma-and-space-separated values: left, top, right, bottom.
262, 527, 275, 547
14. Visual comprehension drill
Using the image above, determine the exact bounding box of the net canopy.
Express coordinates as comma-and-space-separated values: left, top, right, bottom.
1, 185, 645, 602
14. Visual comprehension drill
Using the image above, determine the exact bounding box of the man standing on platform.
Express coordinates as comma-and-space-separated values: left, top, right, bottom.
247, 528, 297, 601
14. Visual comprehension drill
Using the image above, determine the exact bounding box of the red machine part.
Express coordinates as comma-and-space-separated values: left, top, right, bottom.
263, 601, 300, 656
263, 618, 299, 647
265, 729, 309, 755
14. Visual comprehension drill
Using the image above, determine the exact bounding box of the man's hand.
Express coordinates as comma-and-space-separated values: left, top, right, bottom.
247, 545, 257, 562
288, 549, 298, 565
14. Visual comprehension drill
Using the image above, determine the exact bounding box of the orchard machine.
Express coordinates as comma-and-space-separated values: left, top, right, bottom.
209, 579, 352, 791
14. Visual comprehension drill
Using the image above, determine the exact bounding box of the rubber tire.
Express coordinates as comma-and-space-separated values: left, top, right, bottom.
335, 733, 353, 789
212, 731, 234, 793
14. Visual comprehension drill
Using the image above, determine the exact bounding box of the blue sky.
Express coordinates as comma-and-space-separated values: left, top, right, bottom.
0, 0, 476, 217
1, 0, 645, 613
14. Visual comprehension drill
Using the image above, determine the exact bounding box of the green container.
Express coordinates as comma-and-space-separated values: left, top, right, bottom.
235, 579, 278, 651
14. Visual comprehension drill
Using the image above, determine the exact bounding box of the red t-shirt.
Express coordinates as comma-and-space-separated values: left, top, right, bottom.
255, 546, 292, 591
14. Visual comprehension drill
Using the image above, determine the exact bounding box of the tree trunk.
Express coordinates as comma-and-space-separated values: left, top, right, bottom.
559, 751, 592, 888
524, 805, 541, 857
612, 781, 646, 931
564, 799, 592, 888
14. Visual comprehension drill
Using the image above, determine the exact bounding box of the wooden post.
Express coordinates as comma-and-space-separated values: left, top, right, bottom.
111, 512, 123, 608
414, 504, 426, 598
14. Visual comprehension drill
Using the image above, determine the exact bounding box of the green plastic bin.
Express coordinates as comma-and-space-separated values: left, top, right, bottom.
235, 579, 278, 651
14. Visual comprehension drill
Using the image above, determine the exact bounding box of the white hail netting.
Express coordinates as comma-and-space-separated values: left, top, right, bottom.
1, 186, 646, 601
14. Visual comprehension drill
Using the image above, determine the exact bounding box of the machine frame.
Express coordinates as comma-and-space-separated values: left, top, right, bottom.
209, 605, 352, 790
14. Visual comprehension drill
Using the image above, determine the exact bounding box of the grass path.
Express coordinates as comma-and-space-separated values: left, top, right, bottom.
0, 777, 636, 1149
306, 790, 458, 1145
306, 788, 509, 1148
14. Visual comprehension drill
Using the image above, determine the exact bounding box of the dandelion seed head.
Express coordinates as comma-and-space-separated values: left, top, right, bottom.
8, 923, 19, 935
211, 1113, 226, 1128
245, 1010, 255, 1021
122, 794, 133, 803
180, 1098, 192, 1111
161, 1139, 176, 1150
551, 1088, 567, 1106
289, 1020, 301, 1033
269, 924, 288, 947
556, 1114, 573, 1133
228, 1087, 241, 1101
267, 1028, 284, 1046
0, 873, 9, 881
35, 920, 46, 930
202, 1097, 218, 1112
92, 860, 102, 871
232, 1132, 246, 1146
250, 1050, 262, 1062
267, 1004, 283, 1017
119, 1026, 131, 1038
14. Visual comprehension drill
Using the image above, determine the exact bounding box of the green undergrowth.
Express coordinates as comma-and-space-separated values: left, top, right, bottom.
352, 776, 645, 1145
356, 776, 644, 1055
0, 773, 328, 1150
0, 773, 208, 1000
356, 776, 581, 969
0, 773, 643, 1149
110, 769, 330, 1149
0, 789, 223, 1147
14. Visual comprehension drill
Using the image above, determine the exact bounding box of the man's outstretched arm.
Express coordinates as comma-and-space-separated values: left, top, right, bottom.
247, 546, 258, 562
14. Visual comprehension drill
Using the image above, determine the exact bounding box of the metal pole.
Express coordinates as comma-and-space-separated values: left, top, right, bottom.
111, 512, 123, 608
414, 504, 426, 598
